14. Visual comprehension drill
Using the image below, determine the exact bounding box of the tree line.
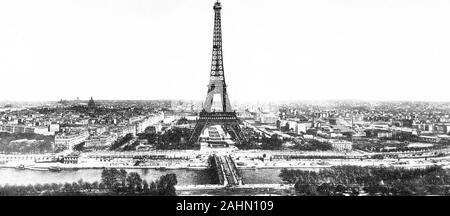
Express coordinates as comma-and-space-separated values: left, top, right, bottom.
280, 165, 450, 196
109, 133, 134, 150
0, 168, 178, 196
293, 139, 332, 151
238, 128, 284, 150
138, 127, 195, 150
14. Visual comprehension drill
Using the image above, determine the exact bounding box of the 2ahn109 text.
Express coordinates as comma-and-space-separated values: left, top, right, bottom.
220, 201, 274, 211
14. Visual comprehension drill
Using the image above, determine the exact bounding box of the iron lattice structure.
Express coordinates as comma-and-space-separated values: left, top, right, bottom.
188, 1, 246, 146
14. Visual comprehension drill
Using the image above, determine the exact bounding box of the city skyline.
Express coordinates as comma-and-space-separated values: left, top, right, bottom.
2, 0, 450, 198
1, 0, 450, 102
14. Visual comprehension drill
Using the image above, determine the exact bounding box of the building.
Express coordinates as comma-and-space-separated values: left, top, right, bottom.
49, 124, 60, 133
85, 133, 117, 148
415, 123, 434, 132
88, 96, 96, 112
35, 126, 51, 135
435, 123, 450, 134
296, 122, 313, 134
63, 155, 79, 164
111, 125, 136, 138
329, 118, 344, 125
418, 135, 441, 143
279, 119, 313, 134
55, 130, 89, 150
328, 139, 352, 151
0, 124, 54, 135
135, 115, 164, 134
258, 113, 278, 124
88, 125, 107, 135
365, 129, 393, 138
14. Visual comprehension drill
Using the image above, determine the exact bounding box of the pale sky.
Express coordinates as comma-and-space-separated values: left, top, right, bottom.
1, 0, 450, 102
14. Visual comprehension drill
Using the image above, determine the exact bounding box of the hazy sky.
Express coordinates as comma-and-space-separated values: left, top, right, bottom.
1, 0, 450, 102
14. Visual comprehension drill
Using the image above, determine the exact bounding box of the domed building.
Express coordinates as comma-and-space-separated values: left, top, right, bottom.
88, 96, 96, 112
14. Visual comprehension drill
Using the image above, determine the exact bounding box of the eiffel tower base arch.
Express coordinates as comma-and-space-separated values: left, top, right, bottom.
188, 111, 246, 147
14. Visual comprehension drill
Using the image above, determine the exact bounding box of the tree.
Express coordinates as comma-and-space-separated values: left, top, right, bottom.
50, 183, 60, 191
73, 142, 85, 151
101, 168, 117, 189
72, 182, 81, 192
157, 174, 178, 196
63, 183, 72, 193
334, 185, 346, 196
83, 182, 92, 192
118, 169, 127, 189
100, 168, 130, 193
150, 181, 157, 194
110, 134, 134, 150
42, 183, 51, 191
34, 183, 43, 192
126, 172, 143, 193
261, 134, 283, 150
350, 187, 360, 196
91, 181, 99, 190
99, 183, 106, 190
142, 180, 150, 193
77, 179, 84, 188
317, 183, 334, 196
282, 123, 290, 132
295, 182, 318, 196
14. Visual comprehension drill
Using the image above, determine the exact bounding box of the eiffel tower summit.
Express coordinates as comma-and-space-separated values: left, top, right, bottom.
188, 0, 246, 148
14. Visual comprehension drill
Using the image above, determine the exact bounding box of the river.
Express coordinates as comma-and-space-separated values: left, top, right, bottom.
0, 167, 323, 186
240, 168, 284, 184
240, 168, 324, 184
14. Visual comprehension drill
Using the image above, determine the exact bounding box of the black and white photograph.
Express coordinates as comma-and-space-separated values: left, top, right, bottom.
1, 0, 450, 205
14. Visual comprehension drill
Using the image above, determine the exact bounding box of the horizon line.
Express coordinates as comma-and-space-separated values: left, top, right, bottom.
2, 98, 450, 104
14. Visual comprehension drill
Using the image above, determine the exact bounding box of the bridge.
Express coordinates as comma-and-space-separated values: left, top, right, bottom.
213, 154, 243, 186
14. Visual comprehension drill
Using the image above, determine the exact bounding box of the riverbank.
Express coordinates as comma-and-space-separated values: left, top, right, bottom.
238, 165, 332, 169
0, 163, 208, 171
235, 154, 450, 170
2, 159, 449, 171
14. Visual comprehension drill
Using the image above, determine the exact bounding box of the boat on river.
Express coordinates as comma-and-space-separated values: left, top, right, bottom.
26, 167, 49, 171
156, 166, 167, 171
48, 166, 62, 172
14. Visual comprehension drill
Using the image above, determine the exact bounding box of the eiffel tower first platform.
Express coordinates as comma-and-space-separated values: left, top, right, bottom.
188, 0, 246, 147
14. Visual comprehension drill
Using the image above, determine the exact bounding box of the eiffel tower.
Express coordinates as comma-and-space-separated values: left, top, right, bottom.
188, 0, 246, 147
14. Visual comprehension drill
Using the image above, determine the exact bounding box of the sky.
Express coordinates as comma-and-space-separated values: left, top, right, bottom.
1, 0, 450, 102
